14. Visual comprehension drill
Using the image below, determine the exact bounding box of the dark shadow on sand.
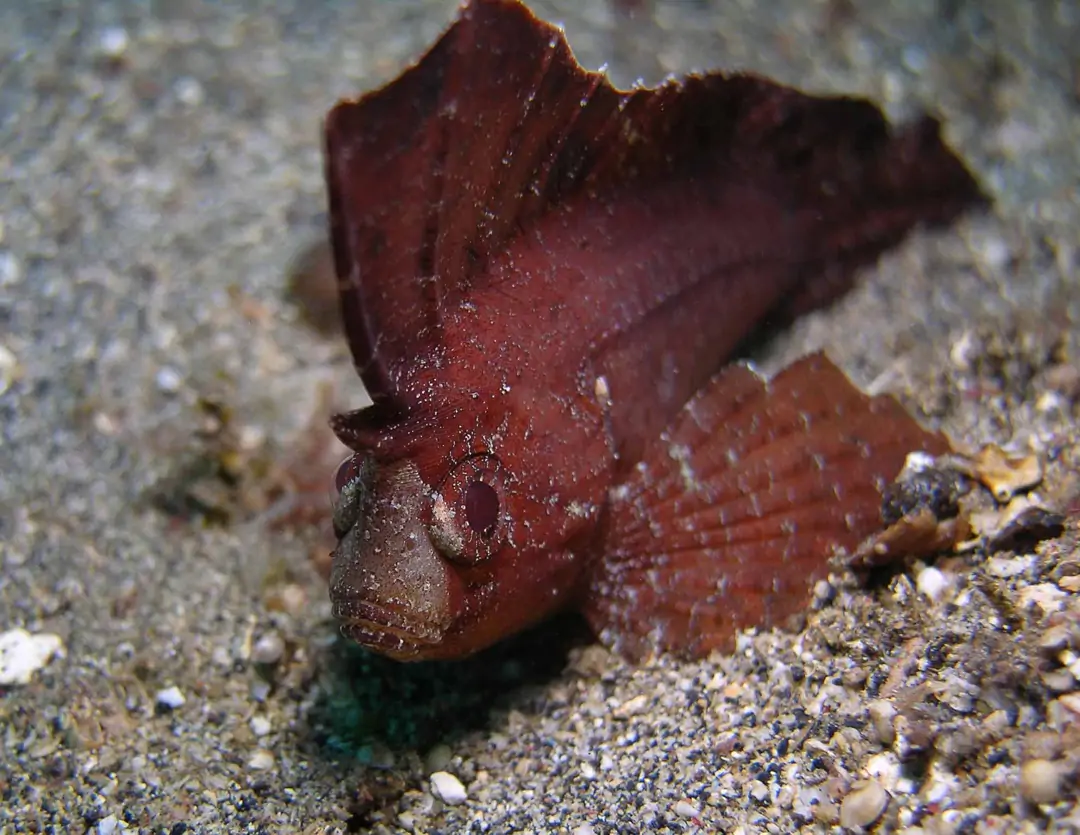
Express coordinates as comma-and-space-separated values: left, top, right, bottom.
305, 611, 594, 758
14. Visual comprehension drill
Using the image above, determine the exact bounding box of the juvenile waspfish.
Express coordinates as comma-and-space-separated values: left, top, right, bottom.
321, 0, 983, 661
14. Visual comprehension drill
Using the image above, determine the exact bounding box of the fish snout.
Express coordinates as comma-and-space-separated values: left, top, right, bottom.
329, 459, 461, 660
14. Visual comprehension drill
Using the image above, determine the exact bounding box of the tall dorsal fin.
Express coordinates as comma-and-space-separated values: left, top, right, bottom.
324, 0, 616, 409
323, 0, 983, 412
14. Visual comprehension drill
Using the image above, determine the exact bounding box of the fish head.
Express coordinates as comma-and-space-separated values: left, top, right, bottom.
328, 387, 606, 661
329, 451, 464, 661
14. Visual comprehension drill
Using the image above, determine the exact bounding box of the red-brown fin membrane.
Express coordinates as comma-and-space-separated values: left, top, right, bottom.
325, 0, 618, 410
776, 115, 987, 320
583, 354, 951, 661
324, 0, 984, 422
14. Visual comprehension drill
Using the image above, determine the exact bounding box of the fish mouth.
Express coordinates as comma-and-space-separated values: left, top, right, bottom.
332, 597, 447, 660
328, 458, 460, 661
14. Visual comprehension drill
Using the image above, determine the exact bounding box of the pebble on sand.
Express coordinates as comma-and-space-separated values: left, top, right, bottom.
250, 715, 272, 737
1020, 759, 1064, 805
251, 631, 286, 665
0, 628, 63, 685
97, 815, 129, 834
430, 771, 468, 806
154, 685, 186, 710
840, 780, 890, 829
247, 748, 276, 771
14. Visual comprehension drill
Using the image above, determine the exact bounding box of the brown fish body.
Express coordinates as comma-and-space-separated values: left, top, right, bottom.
324, 0, 984, 661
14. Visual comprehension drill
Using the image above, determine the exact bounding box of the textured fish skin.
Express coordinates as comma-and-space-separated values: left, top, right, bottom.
322, 0, 984, 661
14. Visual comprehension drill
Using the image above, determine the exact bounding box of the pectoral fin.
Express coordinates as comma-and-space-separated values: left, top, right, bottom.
584, 353, 949, 661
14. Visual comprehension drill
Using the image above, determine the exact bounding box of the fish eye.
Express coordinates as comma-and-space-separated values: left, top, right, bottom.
464, 480, 499, 538
334, 454, 363, 493
428, 453, 508, 565
332, 454, 375, 539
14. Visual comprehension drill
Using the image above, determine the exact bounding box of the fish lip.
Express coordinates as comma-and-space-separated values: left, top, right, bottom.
332, 597, 445, 656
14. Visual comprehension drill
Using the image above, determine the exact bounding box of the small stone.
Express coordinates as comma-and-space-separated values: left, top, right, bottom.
0, 343, 20, 395
1040, 625, 1073, 652
1041, 669, 1076, 693
916, 566, 949, 602
265, 583, 307, 617
969, 233, 1012, 271
251, 631, 285, 665
901, 45, 928, 73
250, 715, 272, 737
0, 250, 21, 285
983, 709, 1012, 735
0, 628, 63, 685
986, 554, 1035, 578
865, 752, 901, 792
673, 800, 700, 818
430, 771, 467, 806
154, 686, 186, 710
1021, 583, 1069, 614
425, 743, 453, 773
614, 694, 649, 717
748, 780, 769, 803
813, 579, 835, 602
97, 815, 129, 835
868, 700, 897, 746
967, 445, 1042, 503
840, 780, 889, 829
174, 76, 205, 106
1056, 692, 1080, 721
97, 27, 129, 58
1024, 730, 1064, 761
247, 748, 275, 771
922, 765, 960, 806
250, 679, 271, 703
155, 366, 182, 393
572, 825, 597, 835
1020, 759, 1063, 805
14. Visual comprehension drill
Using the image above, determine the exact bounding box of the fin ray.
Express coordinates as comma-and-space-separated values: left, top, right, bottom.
585, 353, 950, 660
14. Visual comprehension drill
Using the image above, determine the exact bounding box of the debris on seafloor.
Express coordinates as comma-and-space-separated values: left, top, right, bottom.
285, 238, 340, 338
850, 442, 1067, 571
959, 444, 1044, 504
0, 628, 64, 686
149, 396, 270, 527
149, 387, 345, 535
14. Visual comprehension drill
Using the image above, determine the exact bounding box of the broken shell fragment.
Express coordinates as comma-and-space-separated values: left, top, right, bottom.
963, 445, 1043, 503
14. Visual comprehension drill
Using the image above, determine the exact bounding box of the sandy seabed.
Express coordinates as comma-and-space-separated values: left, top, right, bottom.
2, 1, 1080, 833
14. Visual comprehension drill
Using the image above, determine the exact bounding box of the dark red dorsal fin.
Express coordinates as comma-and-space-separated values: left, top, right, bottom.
583, 354, 950, 661
324, 0, 983, 412
324, 0, 617, 407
